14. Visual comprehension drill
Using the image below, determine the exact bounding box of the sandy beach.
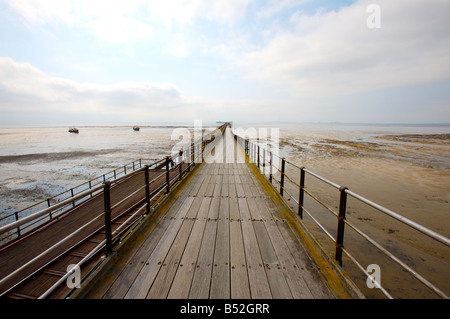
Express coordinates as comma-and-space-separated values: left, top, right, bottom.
277, 131, 449, 298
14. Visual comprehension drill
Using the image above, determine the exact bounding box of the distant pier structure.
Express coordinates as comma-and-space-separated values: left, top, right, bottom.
0, 122, 448, 299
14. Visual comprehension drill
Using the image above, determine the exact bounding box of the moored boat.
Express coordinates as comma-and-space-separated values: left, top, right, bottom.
133, 126, 140, 131
68, 127, 79, 133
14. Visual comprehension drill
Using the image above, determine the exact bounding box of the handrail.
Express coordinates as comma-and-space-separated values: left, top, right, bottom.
0, 122, 228, 298
0, 124, 227, 245
0, 159, 143, 223
233, 132, 450, 299
0, 184, 105, 236
345, 189, 450, 247
0, 213, 104, 290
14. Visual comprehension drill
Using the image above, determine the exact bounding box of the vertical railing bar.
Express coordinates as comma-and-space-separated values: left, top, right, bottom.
144, 165, 150, 215
269, 151, 273, 183
263, 148, 265, 175
14, 212, 20, 238
257, 144, 260, 169
70, 188, 75, 208
335, 186, 348, 266
103, 181, 112, 256
299, 167, 305, 219
280, 157, 285, 196
165, 156, 170, 194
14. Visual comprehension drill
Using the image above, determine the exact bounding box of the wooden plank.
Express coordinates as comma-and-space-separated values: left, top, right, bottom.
212, 175, 223, 198
149, 197, 211, 298
251, 197, 314, 299
235, 183, 245, 198
261, 196, 335, 298
210, 197, 230, 299
164, 197, 212, 298
242, 179, 254, 198
102, 193, 189, 298
124, 196, 198, 299
238, 198, 272, 299
189, 197, 220, 299
188, 173, 205, 196
221, 170, 229, 197
228, 181, 237, 199
253, 221, 292, 298
229, 198, 250, 299
146, 219, 195, 298
204, 174, 216, 197
196, 174, 211, 197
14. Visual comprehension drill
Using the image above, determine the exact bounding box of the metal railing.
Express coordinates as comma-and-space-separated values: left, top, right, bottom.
0, 159, 143, 244
0, 123, 228, 298
0, 124, 229, 246
234, 132, 450, 299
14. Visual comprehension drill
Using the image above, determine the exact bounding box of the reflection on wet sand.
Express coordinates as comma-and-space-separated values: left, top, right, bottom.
279, 133, 449, 298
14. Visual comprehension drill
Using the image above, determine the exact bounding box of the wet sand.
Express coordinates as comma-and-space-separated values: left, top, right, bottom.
279, 133, 450, 298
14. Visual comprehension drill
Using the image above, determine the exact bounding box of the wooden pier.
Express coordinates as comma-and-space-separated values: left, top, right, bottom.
77, 128, 360, 299
0, 126, 362, 299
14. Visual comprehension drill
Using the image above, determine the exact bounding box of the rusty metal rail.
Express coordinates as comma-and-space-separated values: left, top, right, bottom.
233, 131, 450, 299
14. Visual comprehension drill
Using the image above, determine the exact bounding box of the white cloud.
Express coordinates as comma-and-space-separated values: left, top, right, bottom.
4, 0, 154, 43
89, 15, 153, 43
4, 0, 74, 26
235, 0, 450, 98
144, 0, 252, 26
0, 57, 184, 115
5, 0, 252, 43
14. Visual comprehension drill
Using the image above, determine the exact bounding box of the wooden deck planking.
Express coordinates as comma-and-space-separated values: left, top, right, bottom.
166, 198, 211, 299
188, 197, 219, 299
209, 196, 230, 299
229, 197, 251, 299
123, 196, 197, 299
101, 191, 190, 299
83, 129, 339, 299
238, 197, 272, 299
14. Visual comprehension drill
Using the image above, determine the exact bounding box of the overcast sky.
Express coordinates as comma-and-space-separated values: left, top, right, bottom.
0, 0, 449, 125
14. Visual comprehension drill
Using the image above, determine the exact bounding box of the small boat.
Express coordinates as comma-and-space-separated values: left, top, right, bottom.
133, 126, 140, 131
68, 127, 79, 133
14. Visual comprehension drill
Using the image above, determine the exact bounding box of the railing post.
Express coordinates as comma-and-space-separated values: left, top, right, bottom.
144, 165, 150, 215
179, 149, 183, 181
47, 199, 52, 220
298, 167, 305, 219
335, 186, 348, 266
263, 148, 266, 175
269, 152, 273, 183
14, 212, 20, 237
280, 157, 286, 196
103, 181, 112, 256
257, 144, 260, 169
71, 188, 75, 207
165, 156, 171, 194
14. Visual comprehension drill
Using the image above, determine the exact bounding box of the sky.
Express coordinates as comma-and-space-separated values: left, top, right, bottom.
0, 0, 449, 125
